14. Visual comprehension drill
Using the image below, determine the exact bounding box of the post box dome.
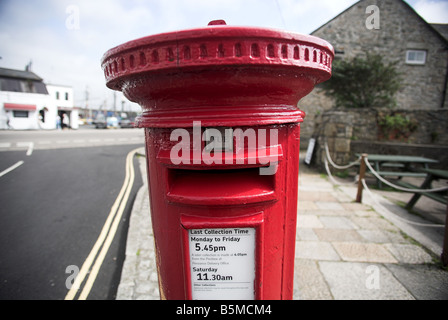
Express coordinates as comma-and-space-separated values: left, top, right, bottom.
101, 20, 334, 127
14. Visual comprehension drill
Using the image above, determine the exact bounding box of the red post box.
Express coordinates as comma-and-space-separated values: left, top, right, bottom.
102, 20, 333, 300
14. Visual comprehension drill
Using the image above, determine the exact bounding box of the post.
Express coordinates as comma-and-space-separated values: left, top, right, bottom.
101, 20, 334, 299
356, 153, 368, 203
442, 202, 448, 266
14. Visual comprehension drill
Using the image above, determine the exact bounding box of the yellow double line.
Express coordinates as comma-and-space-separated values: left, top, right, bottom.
65, 148, 140, 300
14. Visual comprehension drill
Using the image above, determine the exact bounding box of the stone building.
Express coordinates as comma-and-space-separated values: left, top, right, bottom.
299, 0, 448, 167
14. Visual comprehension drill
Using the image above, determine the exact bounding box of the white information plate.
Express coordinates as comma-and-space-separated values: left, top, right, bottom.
188, 228, 256, 300
304, 137, 316, 165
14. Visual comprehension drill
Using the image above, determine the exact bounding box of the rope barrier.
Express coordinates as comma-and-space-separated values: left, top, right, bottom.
363, 157, 448, 193
323, 141, 448, 193
324, 142, 361, 170
323, 141, 445, 228
324, 157, 358, 186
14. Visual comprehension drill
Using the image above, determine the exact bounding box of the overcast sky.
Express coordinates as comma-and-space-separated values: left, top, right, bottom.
1, 0, 447, 112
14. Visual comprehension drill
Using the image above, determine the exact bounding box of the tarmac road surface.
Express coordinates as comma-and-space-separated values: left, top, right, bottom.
0, 130, 144, 299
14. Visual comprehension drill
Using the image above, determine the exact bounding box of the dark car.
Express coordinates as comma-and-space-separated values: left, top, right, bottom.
119, 118, 135, 128
94, 114, 107, 129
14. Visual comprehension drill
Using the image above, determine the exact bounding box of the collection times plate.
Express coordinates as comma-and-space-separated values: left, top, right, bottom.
188, 228, 256, 300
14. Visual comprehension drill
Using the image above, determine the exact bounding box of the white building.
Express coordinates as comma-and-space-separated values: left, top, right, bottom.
0, 67, 77, 130
46, 84, 78, 130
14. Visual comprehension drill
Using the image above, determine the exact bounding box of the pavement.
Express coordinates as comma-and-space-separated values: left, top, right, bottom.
116, 149, 448, 300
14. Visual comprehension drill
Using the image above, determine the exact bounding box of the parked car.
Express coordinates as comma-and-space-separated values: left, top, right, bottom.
119, 118, 134, 128
94, 114, 107, 129
107, 116, 119, 129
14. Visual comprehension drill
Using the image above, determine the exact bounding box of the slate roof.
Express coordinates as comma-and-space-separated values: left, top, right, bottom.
0, 67, 43, 81
0, 67, 48, 94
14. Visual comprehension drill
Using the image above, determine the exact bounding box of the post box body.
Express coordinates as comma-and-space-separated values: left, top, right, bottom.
144, 122, 301, 299
102, 22, 333, 300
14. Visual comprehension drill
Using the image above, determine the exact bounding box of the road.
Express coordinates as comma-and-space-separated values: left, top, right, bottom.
0, 128, 145, 299
0, 127, 144, 153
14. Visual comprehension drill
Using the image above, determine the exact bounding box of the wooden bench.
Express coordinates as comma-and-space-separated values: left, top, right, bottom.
394, 169, 448, 209
356, 154, 439, 189
375, 171, 426, 178
395, 181, 447, 209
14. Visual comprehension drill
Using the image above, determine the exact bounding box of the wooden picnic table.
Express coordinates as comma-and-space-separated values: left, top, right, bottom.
357, 154, 439, 189
357, 156, 447, 265
400, 168, 448, 210
354, 154, 447, 265
398, 168, 448, 267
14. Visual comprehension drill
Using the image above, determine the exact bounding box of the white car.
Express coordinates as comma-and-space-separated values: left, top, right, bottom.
107, 117, 119, 128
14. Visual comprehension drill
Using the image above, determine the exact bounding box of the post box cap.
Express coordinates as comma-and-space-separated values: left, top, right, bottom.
101, 21, 334, 127
102, 21, 334, 90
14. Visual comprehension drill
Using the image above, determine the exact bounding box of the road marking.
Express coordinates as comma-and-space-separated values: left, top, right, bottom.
0, 135, 144, 153
0, 161, 24, 178
64, 147, 140, 300
16, 142, 34, 156
26, 142, 34, 156
78, 148, 137, 300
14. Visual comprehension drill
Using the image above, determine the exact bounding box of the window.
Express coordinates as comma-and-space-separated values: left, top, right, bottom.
65, 92, 69, 100
406, 50, 426, 65
23, 80, 35, 93
56, 91, 60, 99
13, 110, 29, 118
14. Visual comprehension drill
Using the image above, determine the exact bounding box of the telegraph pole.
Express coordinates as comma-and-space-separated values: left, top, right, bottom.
113, 91, 117, 116
85, 86, 90, 119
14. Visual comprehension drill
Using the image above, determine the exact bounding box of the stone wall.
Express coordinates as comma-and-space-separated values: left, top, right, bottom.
312, 108, 448, 170
312, 109, 376, 168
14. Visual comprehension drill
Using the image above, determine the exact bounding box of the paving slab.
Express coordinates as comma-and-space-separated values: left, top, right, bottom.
319, 261, 415, 300
319, 216, 358, 229
384, 243, 433, 264
296, 228, 319, 241
297, 215, 324, 228
357, 229, 407, 244
315, 201, 345, 211
293, 259, 332, 300
314, 229, 363, 242
385, 264, 448, 300
298, 191, 338, 202
332, 242, 398, 263
295, 241, 341, 261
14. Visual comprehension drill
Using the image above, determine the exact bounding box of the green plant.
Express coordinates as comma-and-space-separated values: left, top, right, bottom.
334, 170, 350, 179
378, 113, 417, 141
321, 53, 401, 109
